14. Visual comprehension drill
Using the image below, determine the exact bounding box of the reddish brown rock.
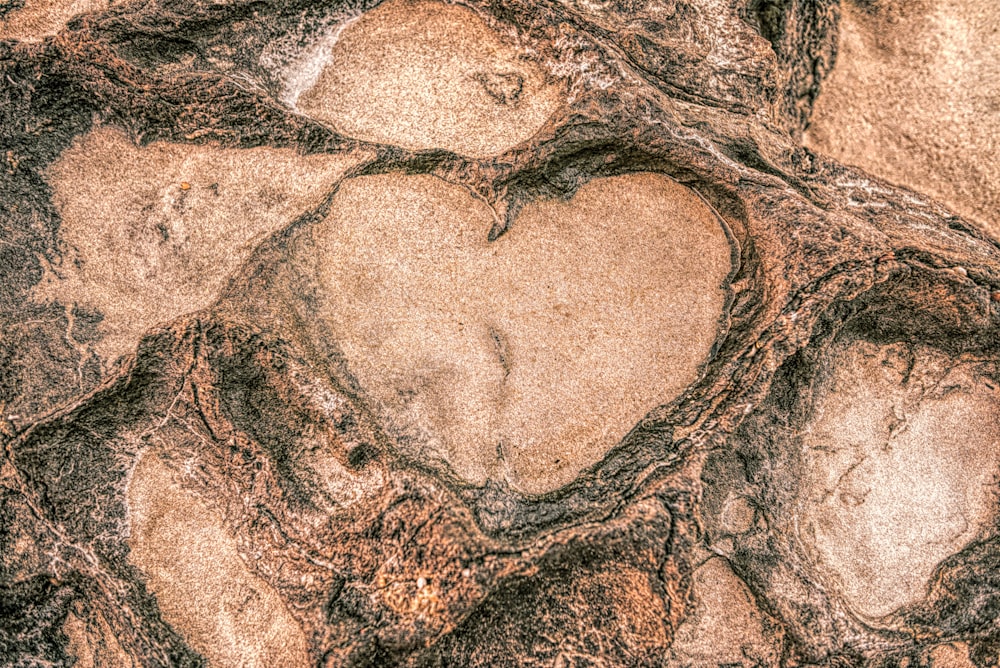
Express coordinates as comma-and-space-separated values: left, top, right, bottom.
1, 0, 999, 666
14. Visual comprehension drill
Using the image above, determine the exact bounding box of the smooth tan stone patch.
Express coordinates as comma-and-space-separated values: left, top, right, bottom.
666, 557, 780, 667
720, 495, 756, 535
63, 606, 136, 668
127, 451, 308, 667
798, 340, 1000, 619
0, 0, 105, 41
63, 612, 97, 668
36, 127, 361, 364
313, 172, 730, 494
296, 0, 562, 157
805, 0, 1000, 237
929, 643, 976, 668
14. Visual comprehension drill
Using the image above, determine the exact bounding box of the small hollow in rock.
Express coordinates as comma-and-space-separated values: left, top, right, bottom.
295, 0, 563, 157
311, 171, 731, 494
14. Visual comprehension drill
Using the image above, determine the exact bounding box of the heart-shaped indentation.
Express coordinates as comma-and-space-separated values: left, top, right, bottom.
314, 172, 731, 493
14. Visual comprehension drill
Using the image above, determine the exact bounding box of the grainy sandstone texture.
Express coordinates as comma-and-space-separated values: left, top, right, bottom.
806, 0, 1000, 239
1, 0, 999, 666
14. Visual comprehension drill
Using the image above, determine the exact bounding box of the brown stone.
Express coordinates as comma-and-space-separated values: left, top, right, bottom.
2, 0, 999, 665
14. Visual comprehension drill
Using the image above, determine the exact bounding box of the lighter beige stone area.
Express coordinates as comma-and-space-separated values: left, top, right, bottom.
929, 642, 976, 668
63, 613, 97, 668
0, 0, 105, 41
36, 127, 361, 364
798, 340, 1000, 619
806, 0, 1000, 237
666, 557, 780, 667
63, 606, 136, 668
296, 0, 562, 157
313, 172, 730, 494
127, 451, 309, 667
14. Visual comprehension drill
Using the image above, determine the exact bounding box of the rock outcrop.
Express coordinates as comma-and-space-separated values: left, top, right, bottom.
1, 0, 998, 666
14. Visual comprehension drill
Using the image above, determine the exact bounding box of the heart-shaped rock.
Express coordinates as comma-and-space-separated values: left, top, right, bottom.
313, 172, 731, 493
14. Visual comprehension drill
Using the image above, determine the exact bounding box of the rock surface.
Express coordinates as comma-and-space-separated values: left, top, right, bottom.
1, 0, 999, 666
806, 0, 1000, 238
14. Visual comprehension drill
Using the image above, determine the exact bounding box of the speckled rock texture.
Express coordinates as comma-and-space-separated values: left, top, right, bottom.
1, 0, 999, 666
